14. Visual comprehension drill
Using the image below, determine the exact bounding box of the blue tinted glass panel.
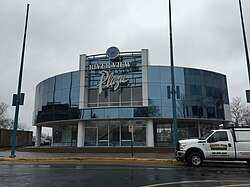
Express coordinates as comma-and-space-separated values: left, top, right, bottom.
162, 99, 171, 107
55, 90, 62, 103
92, 109, 105, 118
160, 67, 171, 83
148, 67, 160, 82
71, 87, 79, 103
81, 109, 91, 119
46, 77, 55, 92
72, 71, 80, 87
105, 108, 118, 118
47, 92, 53, 103
39, 82, 44, 96
55, 75, 63, 90
161, 84, 167, 99
42, 94, 47, 106
62, 73, 71, 89
61, 89, 69, 104
207, 107, 216, 118
190, 85, 202, 95
161, 107, 172, 117
148, 83, 161, 99
149, 99, 161, 108
119, 108, 133, 118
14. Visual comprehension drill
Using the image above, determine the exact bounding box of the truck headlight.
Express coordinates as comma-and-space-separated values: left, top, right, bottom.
179, 143, 187, 151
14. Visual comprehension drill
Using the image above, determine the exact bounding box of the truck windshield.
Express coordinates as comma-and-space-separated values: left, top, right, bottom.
199, 131, 214, 140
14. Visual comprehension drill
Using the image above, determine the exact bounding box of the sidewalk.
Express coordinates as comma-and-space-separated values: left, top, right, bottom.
0, 148, 247, 166
0, 148, 177, 163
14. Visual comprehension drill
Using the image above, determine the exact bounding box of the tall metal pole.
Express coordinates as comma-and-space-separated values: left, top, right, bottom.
10, 4, 30, 158
169, 0, 178, 154
238, 0, 250, 84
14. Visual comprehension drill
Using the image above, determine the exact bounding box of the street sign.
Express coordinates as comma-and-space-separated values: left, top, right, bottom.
128, 125, 133, 132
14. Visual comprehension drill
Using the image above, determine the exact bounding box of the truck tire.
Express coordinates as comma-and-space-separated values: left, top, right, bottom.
247, 160, 250, 167
188, 152, 203, 167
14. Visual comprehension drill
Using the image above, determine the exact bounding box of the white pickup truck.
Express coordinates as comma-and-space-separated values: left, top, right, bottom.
176, 128, 250, 166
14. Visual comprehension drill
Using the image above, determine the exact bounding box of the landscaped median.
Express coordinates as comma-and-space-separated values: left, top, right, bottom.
0, 157, 177, 163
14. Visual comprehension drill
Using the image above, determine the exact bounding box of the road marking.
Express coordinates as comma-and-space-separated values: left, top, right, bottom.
142, 180, 250, 187
214, 184, 250, 187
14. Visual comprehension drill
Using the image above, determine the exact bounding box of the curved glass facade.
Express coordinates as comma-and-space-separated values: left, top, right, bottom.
34, 67, 229, 122
34, 71, 80, 123
33, 49, 230, 147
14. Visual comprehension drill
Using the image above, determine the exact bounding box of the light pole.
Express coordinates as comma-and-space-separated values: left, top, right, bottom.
238, 0, 250, 84
168, 0, 178, 154
238, 0, 250, 102
10, 4, 30, 158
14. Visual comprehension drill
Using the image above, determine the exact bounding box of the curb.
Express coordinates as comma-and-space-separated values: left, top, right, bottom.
0, 157, 178, 163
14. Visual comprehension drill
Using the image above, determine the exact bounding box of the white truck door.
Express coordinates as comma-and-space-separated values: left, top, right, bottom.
204, 131, 235, 159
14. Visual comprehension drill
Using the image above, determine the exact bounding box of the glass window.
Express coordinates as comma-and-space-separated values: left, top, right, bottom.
53, 130, 62, 143
46, 77, 55, 92
110, 90, 119, 103
72, 71, 80, 87
55, 75, 63, 90
158, 107, 169, 117
121, 87, 131, 102
209, 131, 228, 142
61, 89, 69, 104
207, 107, 216, 118
99, 89, 108, 103
192, 106, 203, 117
92, 109, 105, 118
80, 109, 91, 119
98, 122, 108, 146
71, 87, 79, 103
148, 67, 160, 82
133, 126, 146, 146
118, 108, 133, 118
160, 67, 171, 84
84, 128, 97, 146
89, 89, 97, 104
121, 123, 131, 146
105, 108, 118, 118
62, 73, 71, 89
190, 85, 202, 95
148, 83, 161, 99
55, 90, 62, 103
154, 123, 172, 146
47, 92, 53, 103
132, 86, 142, 102
109, 123, 120, 146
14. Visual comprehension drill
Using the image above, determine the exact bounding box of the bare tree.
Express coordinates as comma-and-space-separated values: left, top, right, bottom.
0, 102, 12, 129
231, 97, 250, 127
0, 102, 30, 130
18, 122, 31, 131
177, 95, 188, 117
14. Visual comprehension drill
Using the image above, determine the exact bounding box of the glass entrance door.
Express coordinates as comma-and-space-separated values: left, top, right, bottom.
84, 128, 97, 146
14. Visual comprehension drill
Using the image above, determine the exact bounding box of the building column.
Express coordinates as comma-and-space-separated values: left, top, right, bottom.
77, 121, 84, 147
35, 126, 41, 147
146, 120, 154, 147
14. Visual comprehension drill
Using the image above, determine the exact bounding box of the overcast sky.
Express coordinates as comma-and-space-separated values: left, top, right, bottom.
0, 0, 250, 134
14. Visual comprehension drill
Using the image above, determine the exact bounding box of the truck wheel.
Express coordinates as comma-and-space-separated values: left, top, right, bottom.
247, 160, 250, 167
188, 152, 203, 167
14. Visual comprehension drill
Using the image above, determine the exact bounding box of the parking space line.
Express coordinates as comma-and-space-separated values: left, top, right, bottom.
142, 180, 250, 187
